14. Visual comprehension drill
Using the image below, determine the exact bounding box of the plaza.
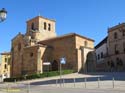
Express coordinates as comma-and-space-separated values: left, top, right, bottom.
0, 72, 125, 93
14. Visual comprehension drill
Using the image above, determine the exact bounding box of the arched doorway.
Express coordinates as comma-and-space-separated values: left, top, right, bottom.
86, 51, 96, 72
51, 60, 58, 71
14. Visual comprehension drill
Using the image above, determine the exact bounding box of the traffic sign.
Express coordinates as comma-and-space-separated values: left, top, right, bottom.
60, 57, 66, 64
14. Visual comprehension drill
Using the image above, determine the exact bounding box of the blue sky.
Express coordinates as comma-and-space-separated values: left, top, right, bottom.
1, 0, 125, 53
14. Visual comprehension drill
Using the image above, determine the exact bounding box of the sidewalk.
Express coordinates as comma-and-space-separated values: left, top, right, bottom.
19, 73, 102, 84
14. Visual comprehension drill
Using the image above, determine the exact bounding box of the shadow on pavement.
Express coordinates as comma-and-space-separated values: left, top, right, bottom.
31, 72, 125, 86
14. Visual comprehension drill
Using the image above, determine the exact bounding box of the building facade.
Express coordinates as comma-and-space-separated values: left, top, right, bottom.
10, 16, 95, 77
0, 52, 11, 81
95, 23, 125, 71
107, 23, 125, 71
95, 37, 108, 71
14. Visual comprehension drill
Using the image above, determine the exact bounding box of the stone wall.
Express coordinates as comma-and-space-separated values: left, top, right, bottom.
107, 23, 125, 71
11, 33, 25, 77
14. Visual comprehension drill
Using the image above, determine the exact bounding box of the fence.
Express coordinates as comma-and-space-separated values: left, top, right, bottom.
49, 77, 125, 89
0, 77, 125, 93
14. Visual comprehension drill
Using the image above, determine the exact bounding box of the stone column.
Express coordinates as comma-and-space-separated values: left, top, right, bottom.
37, 47, 42, 73
80, 46, 86, 73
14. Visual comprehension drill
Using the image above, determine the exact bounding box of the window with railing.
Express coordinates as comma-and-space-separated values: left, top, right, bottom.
98, 54, 100, 60
101, 52, 103, 58
115, 44, 119, 54
114, 32, 118, 39
123, 42, 125, 53
122, 29, 125, 36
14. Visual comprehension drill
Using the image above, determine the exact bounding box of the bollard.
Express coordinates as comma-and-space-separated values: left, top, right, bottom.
7, 83, 9, 93
112, 77, 115, 88
27, 82, 30, 93
56, 79, 58, 86
63, 78, 65, 87
84, 78, 87, 88
14, 79, 16, 83
60, 79, 62, 87
73, 78, 76, 87
98, 77, 100, 88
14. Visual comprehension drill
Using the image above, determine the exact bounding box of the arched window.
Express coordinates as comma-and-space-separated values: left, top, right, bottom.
48, 23, 51, 31
4, 64, 7, 69
114, 32, 118, 39
30, 52, 33, 57
5, 58, 7, 62
52, 60, 58, 71
84, 41, 88, 47
44, 22, 47, 30
31, 23, 35, 30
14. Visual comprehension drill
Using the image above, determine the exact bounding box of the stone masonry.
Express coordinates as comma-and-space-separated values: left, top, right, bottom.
10, 16, 95, 77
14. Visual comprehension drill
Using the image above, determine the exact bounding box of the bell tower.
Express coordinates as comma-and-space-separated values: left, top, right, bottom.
25, 16, 56, 41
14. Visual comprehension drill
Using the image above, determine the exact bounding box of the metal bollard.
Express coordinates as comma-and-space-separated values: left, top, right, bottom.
73, 78, 76, 87
27, 82, 30, 93
84, 78, 87, 88
60, 79, 62, 87
7, 83, 9, 93
63, 78, 65, 87
14, 79, 16, 83
98, 77, 100, 88
112, 77, 115, 88
56, 79, 58, 86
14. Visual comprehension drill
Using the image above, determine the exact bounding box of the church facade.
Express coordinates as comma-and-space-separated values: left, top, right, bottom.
10, 16, 95, 77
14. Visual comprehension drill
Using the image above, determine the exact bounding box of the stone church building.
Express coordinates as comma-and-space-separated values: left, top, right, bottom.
11, 16, 95, 77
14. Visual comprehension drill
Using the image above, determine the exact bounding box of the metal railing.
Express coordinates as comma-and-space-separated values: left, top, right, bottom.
49, 77, 125, 89
0, 77, 125, 93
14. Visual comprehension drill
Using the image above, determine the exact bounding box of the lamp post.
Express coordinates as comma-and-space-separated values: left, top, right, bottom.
0, 8, 7, 22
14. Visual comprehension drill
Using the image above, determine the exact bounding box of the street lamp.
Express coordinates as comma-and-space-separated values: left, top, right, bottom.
0, 8, 7, 22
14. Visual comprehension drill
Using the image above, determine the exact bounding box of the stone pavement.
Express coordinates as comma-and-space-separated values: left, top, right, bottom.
1, 72, 125, 93
18, 86, 125, 93
19, 72, 125, 84
19, 73, 103, 84
0, 84, 125, 93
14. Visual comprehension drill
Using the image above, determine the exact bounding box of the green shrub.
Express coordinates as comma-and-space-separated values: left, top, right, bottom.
4, 76, 24, 82
4, 69, 74, 82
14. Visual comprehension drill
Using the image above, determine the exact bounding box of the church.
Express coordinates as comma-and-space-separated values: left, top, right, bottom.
10, 16, 95, 77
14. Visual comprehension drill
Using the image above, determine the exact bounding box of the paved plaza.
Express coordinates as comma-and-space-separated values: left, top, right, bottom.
0, 72, 125, 93
0, 85, 125, 93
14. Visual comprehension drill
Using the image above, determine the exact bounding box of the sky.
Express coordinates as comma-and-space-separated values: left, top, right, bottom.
1, 0, 125, 53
